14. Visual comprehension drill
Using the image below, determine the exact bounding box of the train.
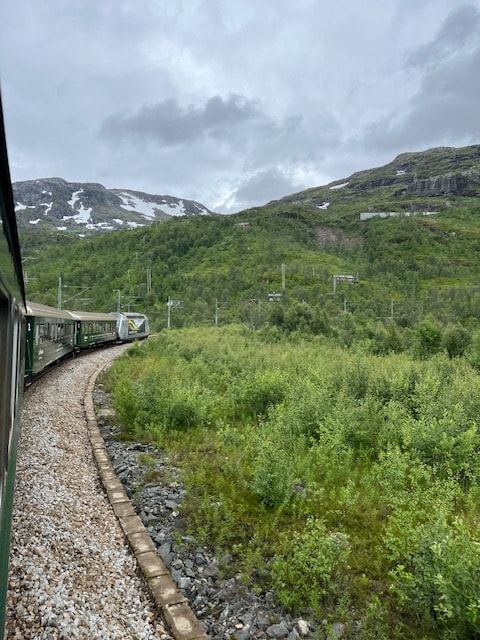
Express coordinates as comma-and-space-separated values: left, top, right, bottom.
0, 91, 149, 638
0, 91, 27, 639
25, 302, 150, 379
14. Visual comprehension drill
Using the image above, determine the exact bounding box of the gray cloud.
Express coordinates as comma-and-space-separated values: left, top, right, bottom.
359, 7, 480, 154
220, 167, 306, 213
407, 4, 480, 69
100, 95, 262, 146
1, 0, 478, 212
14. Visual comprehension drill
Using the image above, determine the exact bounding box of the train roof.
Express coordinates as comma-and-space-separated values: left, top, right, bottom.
112, 311, 148, 318
66, 310, 118, 322
26, 301, 73, 320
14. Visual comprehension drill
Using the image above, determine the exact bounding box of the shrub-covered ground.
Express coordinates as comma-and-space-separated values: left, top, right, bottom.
104, 326, 480, 639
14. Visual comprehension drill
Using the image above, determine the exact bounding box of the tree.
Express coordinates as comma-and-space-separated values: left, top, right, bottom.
415, 319, 442, 358
442, 324, 471, 359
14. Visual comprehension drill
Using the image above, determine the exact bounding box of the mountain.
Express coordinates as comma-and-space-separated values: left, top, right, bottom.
14, 144, 480, 238
274, 144, 480, 217
13, 177, 215, 235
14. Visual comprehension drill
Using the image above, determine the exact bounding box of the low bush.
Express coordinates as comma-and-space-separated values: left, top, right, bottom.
271, 517, 351, 613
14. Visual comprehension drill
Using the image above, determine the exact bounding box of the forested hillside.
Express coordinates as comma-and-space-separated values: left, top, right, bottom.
22, 179, 480, 357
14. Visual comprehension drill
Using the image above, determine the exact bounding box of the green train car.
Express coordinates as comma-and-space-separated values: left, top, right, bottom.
67, 310, 117, 349
25, 302, 76, 378
0, 91, 26, 640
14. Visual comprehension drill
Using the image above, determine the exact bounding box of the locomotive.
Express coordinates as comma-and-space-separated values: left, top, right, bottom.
0, 92, 149, 638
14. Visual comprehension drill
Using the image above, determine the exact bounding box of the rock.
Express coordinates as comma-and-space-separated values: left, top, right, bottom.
296, 619, 310, 636
202, 563, 219, 578
266, 621, 290, 638
234, 625, 251, 640
328, 622, 346, 639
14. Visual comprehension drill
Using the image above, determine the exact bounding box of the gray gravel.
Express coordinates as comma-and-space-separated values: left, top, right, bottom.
6, 347, 170, 640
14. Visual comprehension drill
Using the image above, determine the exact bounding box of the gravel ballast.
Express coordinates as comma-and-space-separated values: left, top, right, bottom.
5, 347, 169, 640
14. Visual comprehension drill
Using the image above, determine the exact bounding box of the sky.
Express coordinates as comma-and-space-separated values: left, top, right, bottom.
1, 0, 479, 214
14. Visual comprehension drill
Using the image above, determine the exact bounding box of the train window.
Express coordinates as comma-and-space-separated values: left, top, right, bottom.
8, 310, 20, 452
0, 293, 12, 508
39, 323, 45, 343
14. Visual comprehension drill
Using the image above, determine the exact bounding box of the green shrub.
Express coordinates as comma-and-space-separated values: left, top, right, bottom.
250, 417, 298, 509
414, 319, 442, 358
232, 368, 287, 420
271, 517, 350, 613
391, 518, 480, 637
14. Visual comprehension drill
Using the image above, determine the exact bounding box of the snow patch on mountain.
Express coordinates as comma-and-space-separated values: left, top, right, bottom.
117, 192, 164, 219
63, 205, 93, 225
68, 189, 84, 208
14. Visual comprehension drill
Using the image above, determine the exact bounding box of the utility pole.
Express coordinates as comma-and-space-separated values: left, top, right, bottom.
58, 279, 91, 309
146, 268, 152, 293
113, 289, 121, 312
167, 297, 183, 329
215, 299, 227, 326
281, 263, 286, 290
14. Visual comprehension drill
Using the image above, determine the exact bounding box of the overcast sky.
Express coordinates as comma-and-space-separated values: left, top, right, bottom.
1, 0, 479, 213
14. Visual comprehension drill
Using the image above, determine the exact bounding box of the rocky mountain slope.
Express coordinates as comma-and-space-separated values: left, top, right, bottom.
14, 177, 214, 235
276, 144, 480, 217
15, 144, 480, 238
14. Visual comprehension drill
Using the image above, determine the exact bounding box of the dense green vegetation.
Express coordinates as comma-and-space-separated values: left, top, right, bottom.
20, 195, 480, 341
103, 327, 480, 638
